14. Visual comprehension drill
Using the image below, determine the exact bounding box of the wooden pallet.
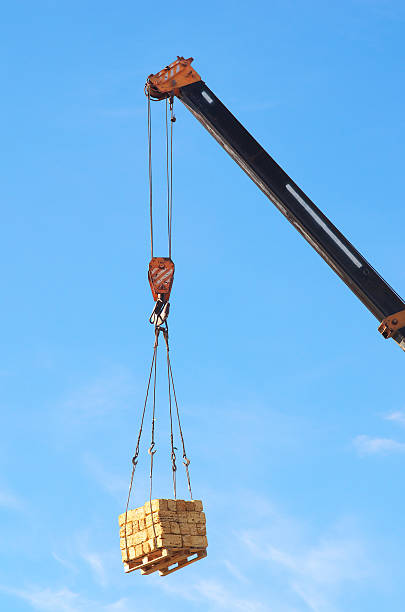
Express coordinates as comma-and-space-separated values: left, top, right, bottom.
158, 549, 207, 576
124, 547, 207, 576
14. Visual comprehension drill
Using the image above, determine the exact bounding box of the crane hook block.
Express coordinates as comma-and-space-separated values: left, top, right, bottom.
148, 257, 175, 301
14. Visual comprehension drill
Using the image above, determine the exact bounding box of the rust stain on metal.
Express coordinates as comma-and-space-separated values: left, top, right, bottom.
146, 57, 201, 100
148, 257, 175, 301
378, 309, 405, 339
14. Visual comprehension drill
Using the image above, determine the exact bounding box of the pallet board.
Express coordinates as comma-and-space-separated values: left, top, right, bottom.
158, 550, 207, 576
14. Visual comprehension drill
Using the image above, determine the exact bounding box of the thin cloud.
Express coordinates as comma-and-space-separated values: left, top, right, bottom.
83, 453, 128, 498
73, 530, 118, 589
0, 585, 131, 612
194, 579, 267, 612
240, 507, 372, 612
60, 369, 136, 425
81, 551, 108, 587
291, 582, 330, 612
160, 578, 268, 612
0, 487, 23, 511
384, 411, 405, 427
51, 553, 78, 574
222, 559, 249, 584
354, 435, 405, 455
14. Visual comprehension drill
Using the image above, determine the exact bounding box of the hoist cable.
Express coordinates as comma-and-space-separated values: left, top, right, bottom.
124, 336, 158, 550
147, 92, 153, 258
165, 97, 174, 259
169, 98, 174, 259
163, 329, 177, 498
165, 99, 171, 258
149, 94, 174, 260
148, 328, 159, 542
167, 351, 193, 500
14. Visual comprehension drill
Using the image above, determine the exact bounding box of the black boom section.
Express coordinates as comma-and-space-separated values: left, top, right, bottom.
178, 80, 405, 347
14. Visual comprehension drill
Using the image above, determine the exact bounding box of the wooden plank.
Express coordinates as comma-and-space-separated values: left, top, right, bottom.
124, 547, 172, 572
159, 550, 207, 576
125, 550, 160, 571
140, 550, 192, 576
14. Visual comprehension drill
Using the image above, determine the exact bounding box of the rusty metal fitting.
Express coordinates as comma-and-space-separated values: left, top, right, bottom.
378, 308, 405, 339
145, 57, 201, 100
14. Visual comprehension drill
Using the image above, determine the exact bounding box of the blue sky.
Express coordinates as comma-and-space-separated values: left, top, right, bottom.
1, 1, 405, 611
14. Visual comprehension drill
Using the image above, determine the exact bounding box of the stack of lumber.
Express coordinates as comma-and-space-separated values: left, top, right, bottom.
119, 498, 207, 576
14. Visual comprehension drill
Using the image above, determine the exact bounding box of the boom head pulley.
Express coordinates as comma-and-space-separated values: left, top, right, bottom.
145, 56, 201, 100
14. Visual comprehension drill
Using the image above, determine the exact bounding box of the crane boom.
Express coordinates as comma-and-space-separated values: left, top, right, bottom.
146, 57, 405, 351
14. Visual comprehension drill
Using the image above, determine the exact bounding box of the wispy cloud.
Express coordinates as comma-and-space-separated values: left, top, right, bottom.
60, 369, 136, 425
160, 578, 268, 612
240, 506, 372, 612
71, 529, 118, 589
384, 411, 405, 427
81, 551, 108, 587
83, 453, 127, 498
242, 527, 369, 582
0, 487, 23, 511
354, 435, 405, 455
194, 579, 267, 612
0, 585, 131, 612
51, 553, 78, 574
222, 559, 249, 584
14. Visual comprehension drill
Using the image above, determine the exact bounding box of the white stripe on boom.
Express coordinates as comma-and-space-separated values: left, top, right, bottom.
286, 183, 362, 268
202, 91, 213, 104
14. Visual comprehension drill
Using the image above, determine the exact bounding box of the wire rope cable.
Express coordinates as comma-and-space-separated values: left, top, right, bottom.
165, 97, 175, 259
148, 91, 153, 258
123, 336, 158, 550
167, 341, 193, 500
163, 328, 177, 498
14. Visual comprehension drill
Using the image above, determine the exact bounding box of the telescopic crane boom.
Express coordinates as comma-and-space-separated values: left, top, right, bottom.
146, 57, 405, 352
